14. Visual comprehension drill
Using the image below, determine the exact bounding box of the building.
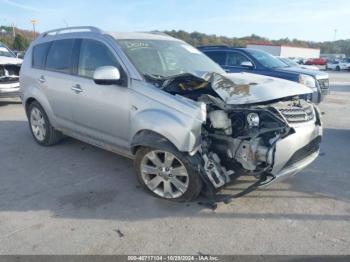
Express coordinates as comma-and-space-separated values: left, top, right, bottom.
320, 53, 346, 60
246, 43, 320, 59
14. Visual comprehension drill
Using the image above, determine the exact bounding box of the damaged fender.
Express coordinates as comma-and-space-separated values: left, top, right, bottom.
129, 107, 204, 153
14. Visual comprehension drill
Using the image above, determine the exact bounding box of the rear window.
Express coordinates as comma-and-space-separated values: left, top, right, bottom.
46, 39, 75, 74
204, 51, 227, 65
32, 42, 51, 69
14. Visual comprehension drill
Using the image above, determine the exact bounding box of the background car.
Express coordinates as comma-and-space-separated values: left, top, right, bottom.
0, 42, 23, 98
277, 57, 319, 71
198, 46, 329, 103
326, 60, 349, 71
305, 58, 327, 65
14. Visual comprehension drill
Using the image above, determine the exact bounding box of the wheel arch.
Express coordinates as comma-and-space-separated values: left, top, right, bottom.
22, 88, 58, 127
130, 130, 179, 155
129, 108, 202, 154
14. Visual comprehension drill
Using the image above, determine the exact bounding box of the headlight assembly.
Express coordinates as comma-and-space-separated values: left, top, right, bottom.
247, 112, 260, 127
299, 74, 316, 90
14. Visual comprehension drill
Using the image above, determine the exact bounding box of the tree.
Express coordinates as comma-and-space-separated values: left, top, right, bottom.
12, 33, 29, 51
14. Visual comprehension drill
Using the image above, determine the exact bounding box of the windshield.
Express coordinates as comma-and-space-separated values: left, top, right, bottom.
248, 49, 288, 68
0, 44, 15, 58
118, 39, 225, 78
279, 57, 298, 67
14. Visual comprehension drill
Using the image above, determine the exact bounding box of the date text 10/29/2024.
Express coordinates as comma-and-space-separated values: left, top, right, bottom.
128, 256, 219, 261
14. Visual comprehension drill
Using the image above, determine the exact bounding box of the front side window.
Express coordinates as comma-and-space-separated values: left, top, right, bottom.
32, 42, 51, 69
226, 52, 251, 67
118, 39, 225, 78
46, 39, 75, 74
78, 39, 119, 78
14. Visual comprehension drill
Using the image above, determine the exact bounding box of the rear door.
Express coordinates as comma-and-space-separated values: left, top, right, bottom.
69, 38, 131, 149
40, 39, 78, 130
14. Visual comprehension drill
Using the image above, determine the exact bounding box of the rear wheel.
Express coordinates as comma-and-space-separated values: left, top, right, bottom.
134, 144, 202, 201
28, 101, 62, 146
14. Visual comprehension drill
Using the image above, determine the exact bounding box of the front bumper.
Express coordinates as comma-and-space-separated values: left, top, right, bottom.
261, 121, 322, 187
0, 82, 21, 98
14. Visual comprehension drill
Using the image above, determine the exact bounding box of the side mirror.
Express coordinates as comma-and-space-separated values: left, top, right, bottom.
93, 66, 121, 85
241, 61, 254, 69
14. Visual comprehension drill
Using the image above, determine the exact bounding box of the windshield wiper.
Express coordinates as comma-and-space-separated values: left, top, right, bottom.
143, 73, 165, 80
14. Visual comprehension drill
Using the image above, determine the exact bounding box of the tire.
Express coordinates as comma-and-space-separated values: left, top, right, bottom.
27, 101, 62, 146
134, 143, 202, 202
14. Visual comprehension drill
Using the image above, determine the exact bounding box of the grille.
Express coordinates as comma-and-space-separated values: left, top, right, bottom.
284, 136, 321, 168
318, 78, 330, 95
279, 104, 315, 123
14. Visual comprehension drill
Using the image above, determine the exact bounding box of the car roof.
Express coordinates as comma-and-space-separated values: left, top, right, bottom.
36, 26, 181, 43
107, 31, 181, 41
197, 46, 256, 53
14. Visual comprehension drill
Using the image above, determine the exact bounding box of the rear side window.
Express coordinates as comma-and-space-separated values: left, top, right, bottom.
32, 42, 51, 69
78, 39, 119, 78
204, 51, 227, 65
46, 39, 75, 74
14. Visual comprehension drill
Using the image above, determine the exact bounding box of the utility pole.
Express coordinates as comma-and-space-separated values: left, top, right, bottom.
31, 19, 37, 40
333, 29, 337, 41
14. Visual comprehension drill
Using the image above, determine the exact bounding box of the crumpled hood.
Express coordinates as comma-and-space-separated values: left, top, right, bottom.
204, 72, 312, 105
0, 56, 22, 65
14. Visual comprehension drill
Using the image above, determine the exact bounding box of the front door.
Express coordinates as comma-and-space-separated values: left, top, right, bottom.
70, 39, 130, 149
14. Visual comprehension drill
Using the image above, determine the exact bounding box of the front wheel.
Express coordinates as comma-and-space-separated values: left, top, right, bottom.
134, 144, 202, 201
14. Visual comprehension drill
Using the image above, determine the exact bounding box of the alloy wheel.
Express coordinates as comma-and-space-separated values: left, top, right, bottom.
30, 107, 46, 141
140, 150, 189, 199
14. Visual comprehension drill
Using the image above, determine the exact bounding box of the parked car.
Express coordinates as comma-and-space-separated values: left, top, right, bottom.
13, 50, 26, 59
0, 42, 22, 98
277, 57, 319, 71
325, 60, 349, 71
305, 58, 327, 66
198, 46, 329, 103
344, 58, 350, 71
20, 27, 322, 201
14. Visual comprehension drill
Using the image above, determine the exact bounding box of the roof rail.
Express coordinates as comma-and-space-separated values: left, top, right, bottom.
197, 45, 229, 49
39, 26, 102, 38
147, 31, 170, 37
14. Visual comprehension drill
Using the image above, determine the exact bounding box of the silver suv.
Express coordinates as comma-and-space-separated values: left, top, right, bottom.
20, 27, 322, 201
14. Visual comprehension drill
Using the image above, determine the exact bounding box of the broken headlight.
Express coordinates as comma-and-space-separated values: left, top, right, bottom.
247, 112, 260, 127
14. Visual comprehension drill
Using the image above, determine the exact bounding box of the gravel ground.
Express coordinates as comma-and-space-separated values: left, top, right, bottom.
0, 72, 349, 255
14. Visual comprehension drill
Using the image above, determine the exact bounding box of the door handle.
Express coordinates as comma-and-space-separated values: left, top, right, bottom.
38, 75, 46, 83
71, 84, 83, 94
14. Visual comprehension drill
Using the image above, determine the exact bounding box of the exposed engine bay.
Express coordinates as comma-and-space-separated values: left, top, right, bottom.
145, 72, 320, 190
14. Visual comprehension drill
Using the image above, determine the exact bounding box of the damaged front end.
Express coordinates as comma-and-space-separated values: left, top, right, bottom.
155, 72, 322, 194
0, 63, 21, 98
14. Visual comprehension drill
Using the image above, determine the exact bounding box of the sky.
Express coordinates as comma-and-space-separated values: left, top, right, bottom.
1, 0, 349, 42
